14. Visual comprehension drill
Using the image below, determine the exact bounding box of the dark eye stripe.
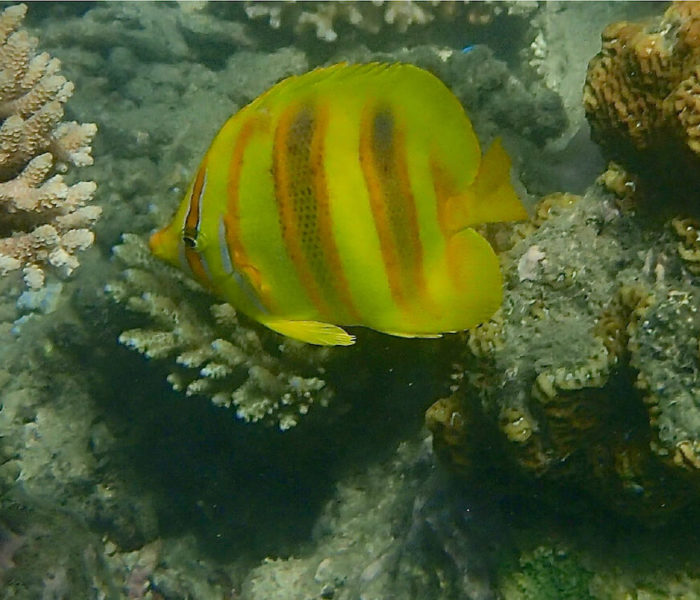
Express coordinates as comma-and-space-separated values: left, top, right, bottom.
183, 165, 208, 247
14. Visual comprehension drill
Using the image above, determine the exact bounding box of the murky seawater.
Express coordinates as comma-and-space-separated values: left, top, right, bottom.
1, 2, 698, 598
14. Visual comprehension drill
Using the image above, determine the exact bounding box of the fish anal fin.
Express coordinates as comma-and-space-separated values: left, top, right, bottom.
264, 319, 355, 346
446, 138, 528, 230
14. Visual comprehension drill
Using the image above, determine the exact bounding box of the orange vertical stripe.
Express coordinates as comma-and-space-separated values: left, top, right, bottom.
359, 104, 408, 313
181, 161, 214, 289
272, 102, 363, 322
273, 103, 332, 318
431, 158, 457, 239
391, 125, 430, 307
359, 103, 429, 317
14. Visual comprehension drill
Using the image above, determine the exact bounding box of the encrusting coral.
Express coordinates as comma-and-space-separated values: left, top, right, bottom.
106, 234, 334, 430
583, 1, 700, 199
0, 3, 98, 290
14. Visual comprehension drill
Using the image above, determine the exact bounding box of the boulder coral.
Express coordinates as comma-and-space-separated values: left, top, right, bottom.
427, 1, 700, 520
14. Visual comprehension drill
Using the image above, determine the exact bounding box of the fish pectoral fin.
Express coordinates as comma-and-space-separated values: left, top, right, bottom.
263, 319, 356, 346
237, 262, 271, 297
447, 138, 528, 229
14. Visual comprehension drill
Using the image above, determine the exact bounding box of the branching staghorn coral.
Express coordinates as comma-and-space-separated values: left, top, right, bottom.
0, 3, 98, 290
244, 1, 536, 43
107, 234, 334, 430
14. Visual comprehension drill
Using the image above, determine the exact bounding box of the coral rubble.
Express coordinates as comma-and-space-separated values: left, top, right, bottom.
0, 3, 98, 290
583, 1, 700, 199
241, 438, 499, 600
107, 234, 334, 430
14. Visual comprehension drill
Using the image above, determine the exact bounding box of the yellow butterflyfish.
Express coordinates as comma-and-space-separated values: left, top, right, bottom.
149, 63, 527, 346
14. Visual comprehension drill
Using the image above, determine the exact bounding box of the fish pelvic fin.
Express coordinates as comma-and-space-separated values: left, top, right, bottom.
263, 319, 356, 346
377, 330, 443, 339
446, 138, 528, 231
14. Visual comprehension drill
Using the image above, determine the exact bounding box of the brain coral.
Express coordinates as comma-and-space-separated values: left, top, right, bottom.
583, 1, 700, 200
428, 174, 700, 518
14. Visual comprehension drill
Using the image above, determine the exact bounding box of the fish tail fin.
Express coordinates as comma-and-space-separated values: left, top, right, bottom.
447, 138, 528, 230
263, 319, 356, 346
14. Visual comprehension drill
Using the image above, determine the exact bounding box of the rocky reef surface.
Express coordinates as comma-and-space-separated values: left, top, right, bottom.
430, 175, 700, 518
1, 2, 699, 599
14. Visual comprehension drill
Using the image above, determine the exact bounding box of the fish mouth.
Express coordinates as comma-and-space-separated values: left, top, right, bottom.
148, 227, 178, 266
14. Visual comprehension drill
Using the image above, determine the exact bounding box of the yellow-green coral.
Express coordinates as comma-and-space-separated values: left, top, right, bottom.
498, 545, 595, 600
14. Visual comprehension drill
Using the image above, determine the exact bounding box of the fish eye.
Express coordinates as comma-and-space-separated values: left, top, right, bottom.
182, 226, 198, 249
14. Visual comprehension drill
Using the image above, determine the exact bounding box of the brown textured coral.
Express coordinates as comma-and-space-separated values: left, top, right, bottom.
425, 395, 472, 476
583, 2, 700, 201
671, 216, 700, 274
0, 3, 98, 289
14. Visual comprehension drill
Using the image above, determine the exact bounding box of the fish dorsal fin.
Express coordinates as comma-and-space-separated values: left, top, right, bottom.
264, 319, 356, 346
248, 62, 440, 113
446, 138, 528, 231
248, 63, 349, 108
